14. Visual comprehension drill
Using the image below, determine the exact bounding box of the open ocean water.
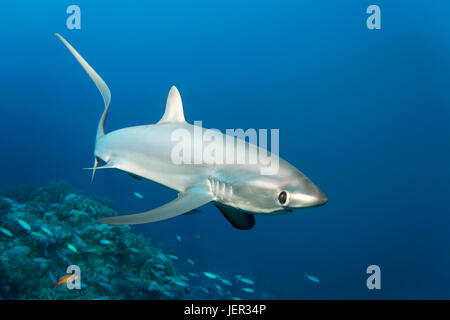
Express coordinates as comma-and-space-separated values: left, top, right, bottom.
0, 1, 449, 299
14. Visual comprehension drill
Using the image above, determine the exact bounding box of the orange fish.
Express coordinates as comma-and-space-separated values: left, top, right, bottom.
54, 273, 78, 288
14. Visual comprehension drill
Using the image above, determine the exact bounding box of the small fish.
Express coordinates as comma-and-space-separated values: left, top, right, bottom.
188, 272, 199, 277
31, 231, 45, 239
133, 192, 143, 199
74, 235, 86, 248
202, 272, 217, 279
110, 257, 118, 264
97, 275, 109, 283
176, 234, 182, 242
168, 254, 178, 260
237, 277, 254, 285
0, 227, 13, 237
179, 275, 189, 281
100, 239, 112, 245
194, 233, 201, 240
129, 248, 140, 253
172, 279, 189, 288
231, 297, 242, 300
2, 197, 14, 205
215, 284, 223, 291
187, 258, 195, 265
242, 287, 255, 293
56, 250, 71, 264
54, 273, 78, 288
98, 282, 112, 290
16, 218, 31, 231
48, 272, 56, 283
124, 272, 138, 279
198, 287, 209, 294
67, 243, 78, 253
219, 278, 233, 286
305, 273, 320, 283
33, 257, 48, 264
40, 226, 53, 237
89, 206, 97, 215
118, 280, 134, 288
156, 252, 168, 262
43, 249, 48, 258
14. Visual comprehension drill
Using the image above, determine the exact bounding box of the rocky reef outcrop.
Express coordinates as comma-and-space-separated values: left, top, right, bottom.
0, 181, 194, 299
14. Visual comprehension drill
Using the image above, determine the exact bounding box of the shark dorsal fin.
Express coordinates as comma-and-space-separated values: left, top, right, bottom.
157, 86, 186, 124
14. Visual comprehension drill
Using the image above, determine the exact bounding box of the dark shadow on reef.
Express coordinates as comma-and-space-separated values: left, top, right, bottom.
0, 181, 194, 300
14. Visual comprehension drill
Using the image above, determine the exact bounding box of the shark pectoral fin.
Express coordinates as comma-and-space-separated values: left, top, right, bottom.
99, 187, 213, 225
214, 203, 255, 230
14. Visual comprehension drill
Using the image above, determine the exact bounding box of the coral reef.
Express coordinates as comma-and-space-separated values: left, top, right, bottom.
0, 181, 195, 300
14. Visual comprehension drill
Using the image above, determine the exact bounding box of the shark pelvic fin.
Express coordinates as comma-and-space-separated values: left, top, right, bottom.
98, 187, 212, 225
83, 163, 116, 170
128, 173, 143, 181
90, 158, 99, 184
83, 159, 116, 183
157, 86, 186, 124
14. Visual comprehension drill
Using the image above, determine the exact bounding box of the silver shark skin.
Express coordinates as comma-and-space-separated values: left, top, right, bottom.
56, 34, 327, 230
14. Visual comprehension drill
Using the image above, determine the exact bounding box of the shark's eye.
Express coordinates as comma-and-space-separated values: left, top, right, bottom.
278, 191, 289, 205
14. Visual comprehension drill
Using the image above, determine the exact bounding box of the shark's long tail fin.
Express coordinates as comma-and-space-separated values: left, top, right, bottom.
55, 33, 111, 141
55, 33, 111, 182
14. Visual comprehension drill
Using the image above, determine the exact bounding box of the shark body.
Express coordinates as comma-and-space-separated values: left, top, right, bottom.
56, 34, 327, 230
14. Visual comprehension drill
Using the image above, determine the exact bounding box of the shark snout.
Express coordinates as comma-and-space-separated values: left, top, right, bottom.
311, 189, 328, 207
287, 187, 328, 209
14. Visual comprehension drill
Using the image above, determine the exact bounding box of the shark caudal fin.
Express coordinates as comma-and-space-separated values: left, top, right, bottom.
55, 33, 111, 182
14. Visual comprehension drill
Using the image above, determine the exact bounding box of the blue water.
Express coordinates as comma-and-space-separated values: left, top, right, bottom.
1, 0, 450, 299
